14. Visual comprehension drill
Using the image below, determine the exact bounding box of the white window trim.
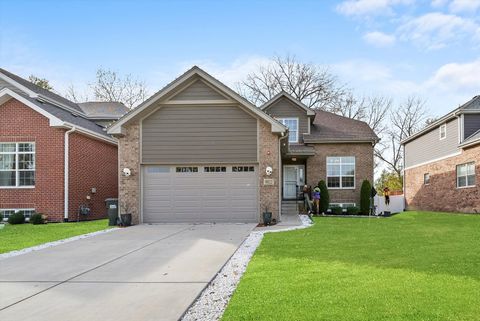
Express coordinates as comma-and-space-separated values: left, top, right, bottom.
326, 156, 356, 189
277, 117, 299, 143
439, 124, 447, 140
1, 208, 35, 221
456, 162, 475, 189
0, 142, 36, 189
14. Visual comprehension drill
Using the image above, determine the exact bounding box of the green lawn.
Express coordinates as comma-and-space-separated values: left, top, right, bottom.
222, 211, 480, 321
0, 219, 111, 254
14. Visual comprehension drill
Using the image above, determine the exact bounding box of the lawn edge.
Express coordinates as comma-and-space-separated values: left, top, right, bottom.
181, 215, 313, 321
0, 226, 119, 260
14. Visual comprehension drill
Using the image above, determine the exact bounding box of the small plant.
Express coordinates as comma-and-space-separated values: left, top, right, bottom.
318, 180, 330, 214
8, 212, 25, 225
360, 180, 372, 215
347, 206, 359, 215
331, 206, 343, 215
30, 213, 46, 225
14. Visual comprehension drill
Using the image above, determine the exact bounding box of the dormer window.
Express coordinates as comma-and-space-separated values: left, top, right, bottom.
278, 118, 299, 143
439, 124, 446, 140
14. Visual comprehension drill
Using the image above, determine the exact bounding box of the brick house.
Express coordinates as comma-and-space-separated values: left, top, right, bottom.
108, 66, 378, 224
402, 96, 480, 213
0, 68, 127, 222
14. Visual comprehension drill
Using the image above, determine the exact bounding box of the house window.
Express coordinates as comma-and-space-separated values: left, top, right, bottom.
424, 173, 430, 185
439, 124, 447, 140
0, 208, 35, 221
327, 156, 355, 189
277, 118, 299, 143
0, 142, 35, 187
456, 162, 475, 188
232, 166, 255, 172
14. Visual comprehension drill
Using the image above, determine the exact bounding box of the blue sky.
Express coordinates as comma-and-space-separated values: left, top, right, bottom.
1, 0, 480, 116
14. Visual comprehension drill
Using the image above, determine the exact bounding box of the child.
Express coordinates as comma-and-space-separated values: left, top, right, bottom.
313, 185, 321, 215
384, 187, 390, 206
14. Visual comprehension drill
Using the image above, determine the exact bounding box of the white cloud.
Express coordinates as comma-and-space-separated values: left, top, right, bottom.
336, 0, 413, 16
398, 12, 480, 49
426, 58, 480, 92
449, 0, 480, 13
431, 0, 448, 8
363, 31, 396, 46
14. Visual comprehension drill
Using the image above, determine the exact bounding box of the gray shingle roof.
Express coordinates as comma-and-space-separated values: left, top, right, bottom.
303, 110, 378, 143
78, 102, 129, 118
286, 144, 315, 155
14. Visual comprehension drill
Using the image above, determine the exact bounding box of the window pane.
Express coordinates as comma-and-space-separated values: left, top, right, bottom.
0, 154, 15, 170
458, 176, 466, 187
457, 164, 466, 177
327, 177, 340, 188
19, 154, 35, 170
19, 171, 35, 186
289, 131, 298, 143
467, 163, 475, 175
467, 174, 475, 187
341, 164, 355, 176
342, 176, 355, 188
0, 171, 16, 186
327, 164, 340, 176
327, 157, 341, 164
0, 143, 15, 153
342, 157, 355, 164
19, 143, 35, 152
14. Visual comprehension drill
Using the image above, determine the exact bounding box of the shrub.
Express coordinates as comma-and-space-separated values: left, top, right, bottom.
360, 180, 372, 215
8, 212, 25, 224
347, 206, 359, 215
331, 206, 343, 215
0, 212, 3, 221
318, 180, 330, 214
30, 213, 45, 225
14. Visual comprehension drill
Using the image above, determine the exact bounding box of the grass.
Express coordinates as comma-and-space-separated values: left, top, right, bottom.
0, 219, 111, 254
222, 211, 480, 321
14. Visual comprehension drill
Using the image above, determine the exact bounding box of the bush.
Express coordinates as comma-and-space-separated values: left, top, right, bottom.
360, 180, 372, 215
30, 213, 45, 225
0, 212, 3, 221
347, 206, 359, 215
331, 206, 343, 215
318, 180, 330, 214
8, 212, 25, 224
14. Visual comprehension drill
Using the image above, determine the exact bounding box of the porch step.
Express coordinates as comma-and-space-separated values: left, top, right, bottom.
281, 201, 300, 215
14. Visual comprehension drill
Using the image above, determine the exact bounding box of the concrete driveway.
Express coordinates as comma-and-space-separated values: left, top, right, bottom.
0, 223, 255, 321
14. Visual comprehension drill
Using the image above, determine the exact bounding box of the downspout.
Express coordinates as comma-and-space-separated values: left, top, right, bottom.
64, 126, 76, 221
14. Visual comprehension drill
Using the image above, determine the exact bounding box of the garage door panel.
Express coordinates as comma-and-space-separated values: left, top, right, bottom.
143, 165, 258, 223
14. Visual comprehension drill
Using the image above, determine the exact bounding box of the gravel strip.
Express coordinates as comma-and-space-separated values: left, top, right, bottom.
181, 215, 313, 321
0, 227, 119, 260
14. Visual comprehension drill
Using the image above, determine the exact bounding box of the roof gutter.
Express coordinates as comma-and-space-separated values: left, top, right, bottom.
64, 126, 76, 221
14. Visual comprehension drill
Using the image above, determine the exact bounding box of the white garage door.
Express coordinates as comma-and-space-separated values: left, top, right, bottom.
142, 165, 258, 223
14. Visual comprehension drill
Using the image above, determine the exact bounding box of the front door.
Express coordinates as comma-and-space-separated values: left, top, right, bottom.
283, 165, 305, 199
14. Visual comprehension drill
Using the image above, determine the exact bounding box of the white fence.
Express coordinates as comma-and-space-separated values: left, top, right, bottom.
374, 195, 405, 214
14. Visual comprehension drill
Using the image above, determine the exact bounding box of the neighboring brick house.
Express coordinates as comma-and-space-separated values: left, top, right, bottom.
402, 96, 480, 213
0, 68, 127, 222
108, 66, 378, 224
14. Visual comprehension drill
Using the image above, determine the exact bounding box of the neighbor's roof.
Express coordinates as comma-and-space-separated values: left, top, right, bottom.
78, 101, 129, 119
0, 68, 120, 142
303, 110, 379, 143
402, 95, 480, 145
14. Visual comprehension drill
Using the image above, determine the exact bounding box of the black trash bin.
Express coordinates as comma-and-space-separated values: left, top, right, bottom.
105, 198, 118, 226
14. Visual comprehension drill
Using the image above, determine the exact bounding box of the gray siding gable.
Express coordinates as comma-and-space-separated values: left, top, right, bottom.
263, 97, 309, 143
142, 104, 258, 163
169, 79, 228, 101
404, 118, 459, 168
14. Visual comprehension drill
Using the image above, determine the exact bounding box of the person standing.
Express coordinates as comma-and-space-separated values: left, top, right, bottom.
313, 185, 321, 215
384, 187, 390, 206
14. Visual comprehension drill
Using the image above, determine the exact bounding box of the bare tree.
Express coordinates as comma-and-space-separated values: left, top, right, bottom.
64, 84, 90, 103
28, 75, 53, 90
375, 96, 428, 179
237, 55, 346, 109
90, 68, 148, 108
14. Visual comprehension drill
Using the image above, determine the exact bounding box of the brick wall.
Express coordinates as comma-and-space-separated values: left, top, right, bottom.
306, 143, 374, 205
0, 98, 65, 220
68, 132, 118, 221
117, 122, 141, 224
258, 120, 281, 223
405, 145, 480, 213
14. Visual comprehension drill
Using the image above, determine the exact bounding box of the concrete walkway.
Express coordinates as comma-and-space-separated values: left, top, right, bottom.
0, 223, 255, 321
